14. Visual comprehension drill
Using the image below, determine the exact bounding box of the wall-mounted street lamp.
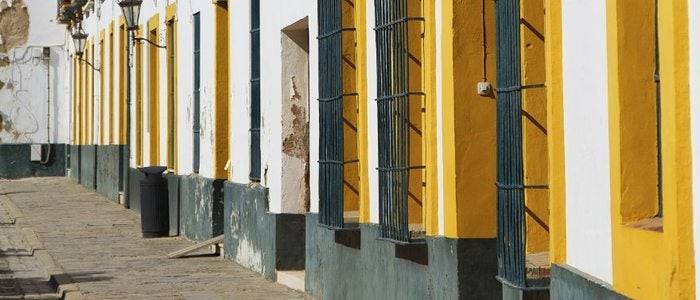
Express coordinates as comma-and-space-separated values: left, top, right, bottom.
71, 22, 100, 71
119, 0, 166, 48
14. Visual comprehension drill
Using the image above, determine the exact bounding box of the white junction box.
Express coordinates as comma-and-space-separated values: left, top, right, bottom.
30, 144, 42, 162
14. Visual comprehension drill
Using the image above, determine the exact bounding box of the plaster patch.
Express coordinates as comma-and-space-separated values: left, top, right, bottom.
0, 0, 28, 54
282, 77, 309, 159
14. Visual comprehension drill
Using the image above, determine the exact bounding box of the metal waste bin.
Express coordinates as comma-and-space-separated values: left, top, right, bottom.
139, 166, 169, 238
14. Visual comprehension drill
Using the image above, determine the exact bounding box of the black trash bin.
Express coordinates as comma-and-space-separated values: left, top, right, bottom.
139, 166, 169, 238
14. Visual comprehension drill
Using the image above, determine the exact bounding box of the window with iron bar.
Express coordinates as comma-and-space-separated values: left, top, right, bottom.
317, 0, 361, 229
193, 12, 201, 173
249, 0, 262, 182
374, 0, 426, 244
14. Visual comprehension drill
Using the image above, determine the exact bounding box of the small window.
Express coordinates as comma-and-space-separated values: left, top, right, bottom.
615, 0, 662, 228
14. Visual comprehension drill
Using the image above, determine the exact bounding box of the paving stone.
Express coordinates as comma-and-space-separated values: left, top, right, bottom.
0, 178, 305, 299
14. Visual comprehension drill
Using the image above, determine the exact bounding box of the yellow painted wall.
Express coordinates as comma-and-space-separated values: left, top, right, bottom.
421, 0, 438, 236
520, 0, 549, 254
405, 0, 426, 232
148, 15, 160, 166
135, 28, 144, 166
109, 22, 115, 145
119, 20, 127, 144
80, 43, 92, 145
607, 0, 694, 298
341, 0, 361, 218
166, 3, 178, 172
72, 57, 78, 144
88, 41, 94, 144
99, 32, 105, 145
213, 2, 229, 179
544, 0, 566, 264
353, 0, 370, 224
612, 0, 660, 224
441, 0, 497, 238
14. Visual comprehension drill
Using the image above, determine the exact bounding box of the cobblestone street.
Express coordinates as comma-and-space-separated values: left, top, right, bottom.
0, 177, 305, 299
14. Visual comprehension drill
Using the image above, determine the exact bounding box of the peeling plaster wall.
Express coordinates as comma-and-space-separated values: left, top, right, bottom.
0, 0, 68, 145
280, 23, 310, 214
229, 0, 319, 214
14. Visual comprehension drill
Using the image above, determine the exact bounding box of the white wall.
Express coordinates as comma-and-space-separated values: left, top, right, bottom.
229, 0, 252, 183
689, 0, 700, 293
366, 0, 379, 223
230, 0, 321, 213
561, 0, 613, 284
0, 0, 68, 145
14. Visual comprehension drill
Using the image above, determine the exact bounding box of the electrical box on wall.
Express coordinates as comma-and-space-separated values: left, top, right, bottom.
477, 81, 492, 96
30, 144, 42, 162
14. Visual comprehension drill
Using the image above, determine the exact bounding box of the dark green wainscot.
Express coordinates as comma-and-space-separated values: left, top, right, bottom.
550, 264, 628, 300
304, 213, 501, 299
128, 167, 145, 214
69, 144, 81, 182
0, 143, 66, 179
223, 182, 305, 280
79, 145, 97, 189
165, 172, 180, 237
95, 145, 124, 203
179, 174, 225, 242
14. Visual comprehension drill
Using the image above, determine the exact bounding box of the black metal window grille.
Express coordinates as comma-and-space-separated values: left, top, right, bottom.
495, 0, 526, 289
249, 0, 262, 181
193, 12, 201, 173
495, 0, 548, 290
318, 0, 345, 228
374, 0, 424, 244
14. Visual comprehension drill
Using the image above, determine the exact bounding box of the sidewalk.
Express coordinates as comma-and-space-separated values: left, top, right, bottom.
0, 177, 305, 299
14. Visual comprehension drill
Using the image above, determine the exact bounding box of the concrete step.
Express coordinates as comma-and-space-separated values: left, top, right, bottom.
276, 270, 305, 292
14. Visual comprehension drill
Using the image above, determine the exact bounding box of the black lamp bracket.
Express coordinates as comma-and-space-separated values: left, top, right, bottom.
133, 37, 166, 49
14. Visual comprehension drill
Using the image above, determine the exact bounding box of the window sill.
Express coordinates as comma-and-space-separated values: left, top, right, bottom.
317, 222, 361, 249
626, 217, 663, 233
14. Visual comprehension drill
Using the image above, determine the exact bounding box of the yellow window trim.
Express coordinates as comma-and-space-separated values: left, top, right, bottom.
213, 2, 229, 179
148, 14, 160, 166
99, 31, 105, 145
119, 18, 127, 144
166, 3, 179, 173
135, 28, 144, 167
109, 21, 115, 145
607, 0, 693, 298
544, 0, 565, 263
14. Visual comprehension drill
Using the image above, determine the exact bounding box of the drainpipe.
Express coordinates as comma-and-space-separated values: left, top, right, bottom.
41, 47, 52, 165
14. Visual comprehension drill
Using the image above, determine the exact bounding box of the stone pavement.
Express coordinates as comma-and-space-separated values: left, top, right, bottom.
0, 177, 306, 299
